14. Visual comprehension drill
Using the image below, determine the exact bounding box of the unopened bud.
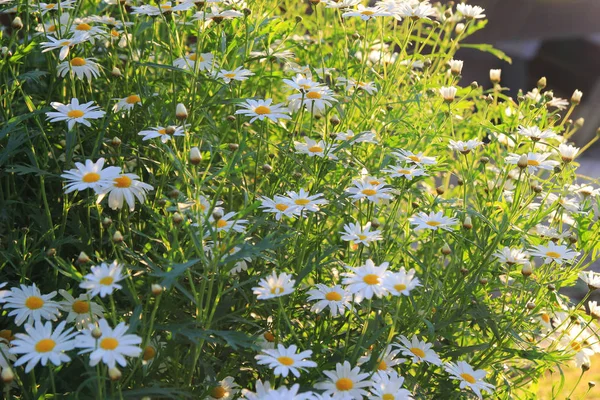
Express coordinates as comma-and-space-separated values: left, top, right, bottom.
330, 115, 341, 126
111, 136, 121, 147
11, 16, 23, 30
212, 208, 224, 220
479, 156, 489, 165
547, 283, 555, 291
165, 126, 176, 135
568, 234, 578, 244
589, 381, 596, 388
228, 143, 239, 151
455, 23, 465, 34
411, 201, 419, 209
489, 69, 501, 84
521, 263, 533, 277
537, 77, 547, 89
463, 216, 472, 230
526, 301, 535, 310
1, 367, 14, 383
352, 32, 361, 40
571, 90, 583, 105
176, 103, 188, 120
479, 278, 488, 286
532, 184, 543, 193
441, 243, 452, 255
172, 212, 184, 225
112, 230, 124, 243
102, 217, 112, 227
92, 327, 102, 339
242, 7, 251, 16
575, 117, 585, 128
460, 268, 468, 276
553, 165, 562, 174
262, 164, 272, 173
109, 367, 122, 381
151, 284, 163, 295
1, 47, 11, 57
295, 15, 302, 23
168, 189, 180, 199
457, 178, 464, 186
517, 154, 528, 169
470, 81, 478, 90
46, 248, 56, 257
77, 251, 90, 264
111, 66, 122, 77
189, 146, 202, 165
371, 218, 381, 229
543, 91, 554, 102
226, 115, 236, 122
582, 361, 591, 372
435, 186, 445, 195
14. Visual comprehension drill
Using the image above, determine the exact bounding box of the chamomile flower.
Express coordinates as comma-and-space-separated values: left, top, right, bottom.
194, 7, 244, 24
243, 380, 315, 400
260, 195, 301, 220
57, 57, 101, 81
336, 77, 378, 95
295, 136, 338, 160
335, 129, 378, 144
46, 98, 106, 130
445, 361, 495, 399
342, 259, 389, 302
40, 34, 86, 60
409, 211, 458, 232
558, 144, 580, 163
285, 189, 328, 213
283, 74, 320, 92
393, 149, 437, 166
79, 261, 125, 298
70, 20, 106, 40
208, 376, 240, 400
448, 139, 483, 154
112, 95, 142, 112
306, 284, 351, 317
138, 125, 186, 143
505, 152, 559, 173
96, 174, 154, 211
397, 2, 436, 19
37, 0, 75, 15
173, 52, 217, 71
395, 335, 441, 365
235, 99, 291, 123
456, 3, 486, 19
370, 370, 414, 400
288, 86, 337, 115
529, 242, 580, 265
493, 247, 530, 266
207, 211, 248, 234
2, 284, 60, 326
58, 290, 104, 330
217, 66, 254, 83
323, 0, 361, 10
9, 320, 76, 373
342, 5, 391, 20
517, 125, 556, 141
359, 345, 406, 373
340, 222, 382, 246
439, 86, 457, 102
382, 165, 427, 180
253, 271, 296, 300
255, 344, 317, 378
579, 271, 600, 290
76, 319, 142, 368
315, 361, 371, 399
383, 267, 421, 296
60, 157, 122, 194
346, 178, 394, 204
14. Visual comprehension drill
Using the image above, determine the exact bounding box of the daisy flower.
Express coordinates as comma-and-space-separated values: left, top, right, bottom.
493, 247, 530, 266
255, 344, 317, 378
208, 376, 240, 400
397, 2, 436, 19
339, 222, 382, 247
306, 284, 351, 317
235, 99, 291, 123
285, 189, 328, 213
76, 319, 142, 368
323, 0, 361, 10
336, 77, 378, 95
46, 98, 106, 130
393, 149, 437, 166
40, 34, 86, 60
346, 178, 394, 204
335, 129, 378, 144
283, 74, 320, 92
505, 152, 559, 173
37, 0, 75, 15
370, 370, 413, 400
57, 57, 101, 81
448, 139, 483, 154
173, 52, 217, 71
79, 260, 125, 298
194, 7, 244, 24
243, 380, 315, 400
0, 337, 15, 370
252, 271, 296, 300
439, 86, 457, 102
382, 267, 421, 296
60, 157, 122, 194
112, 95, 142, 113
216, 66, 254, 83
138, 125, 186, 143
241, 380, 274, 399
2, 284, 60, 326
517, 125, 556, 141
294, 136, 338, 160
259, 195, 301, 220
315, 361, 372, 399
288, 86, 337, 115
558, 143, 580, 163
382, 165, 427, 180
445, 361, 495, 399
529, 242, 580, 265
395, 335, 441, 365
579, 271, 600, 290
342, 5, 391, 20
342, 259, 389, 302
207, 211, 248, 234
96, 173, 154, 211
9, 320, 76, 373
58, 290, 104, 330
70, 20, 106, 40
359, 345, 406, 373
456, 3, 486, 19
409, 211, 458, 232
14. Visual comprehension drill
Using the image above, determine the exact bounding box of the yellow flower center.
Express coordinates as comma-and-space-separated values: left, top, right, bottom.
277, 356, 295, 366
100, 337, 119, 350
113, 175, 132, 188
48, 25, 57, 32
142, 345, 156, 361
75, 23, 92, 31
72, 300, 90, 314
210, 386, 226, 399
67, 110, 85, 118
361, 189, 377, 196
394, 283, 407, 292
111, 29, 120, 37
275, 203, 288, 211
325, 291, 342, 301
410, 347, 425, 358
308, 145, 323, 153
363, 274, 379, 285
254, 105, 271, 115
60, 40, 71, 47
408, 155, 421, 162
306, 91, 322, 99
45, 3, 56, 9
335, 377, 354, 391
25, 296, 45, 310
126, 95, 141, 104
216, 219, 228, 228
571, 342, 583, 352
35, 338, 56, 353
157, 128, 167, 135
263, 332, 275, 342
460, 373, 477, 384
82, 172, 100, 183
270, 286, 284, 295
188, 53, 203, 62
224, 73, 236, 78
99, 276, 114, 286
382, 395, 395, 400
357, 234, 367, 240
294, 199, 310, 205
378, 360, 387, 370
527, 159, 540, 166
546, 251, 561, 258
361, 10, 375, 15
398, 169, 411, 174
541, 313, 550, 323
426, 221, 441, 227
160, 4, 172, 10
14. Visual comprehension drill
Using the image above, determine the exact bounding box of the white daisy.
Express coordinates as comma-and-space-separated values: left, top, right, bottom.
287, 86, 337, 115
40, 34, 86, 60
2, 284, 60, 326
346, 178, 394, 204
79, 261, 126, 298
96, 174, 154, 211
57, 57, 101, 81
505, 152, 559, 173
216, 66, 254, 83
342, 5, 391, 20
76, 319, 142, 368
340, 222, 382, 247
529, 242, 580, 265
493, 247, 530, 266
112, 94, 142, 113
259, 195, 302, 220
517, 125, 556, 141
409, 211, 458, 232
252, 271, 296, 300
397, 2, 436, 19
138, 125, 186, 143
46, 98, 106, 130
558, 143, 580, 163
9, 320, 76, 373
242, 380, 315, 400
456, 3, 486, 19
208, 376, 240, 400
60, 158, 122, 194
235, 99, 291, 123
445, 361, 495, 399
382, 165, 427, 180
295, 136, 338, 160
342, 259, 389, 302
359, 345, 406, 373
0, 336, 15, 370
382, 267, 421, 296
393, 149, 437, 166
285, 189, 328, 213
335, 129, 378, 144
579, 271, 600, 290
207, 211, 248, 234
370, 370, 413, 400
306, 284, 351, 317
37, 0, 75, 15
440, 86, 457, 102
283, 74, 320, 92
173, 52, 217, 71
58, 290, 104, 330
448, 139, 483, 154
395, 335, 441, 365
255, 344, 317, 378
314, 361, 371, 399
336, 77, 378, 95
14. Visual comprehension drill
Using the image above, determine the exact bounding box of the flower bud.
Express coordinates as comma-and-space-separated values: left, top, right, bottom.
111, 66, 122, 77
102, 217, 112, 227
517, 154, 528, 169
575, 117, 585, 128
226, 115, 236, 122
441, 243, 452, 255
537, 77, 547, 89
463, 216, 472, 230
228, 143, 239, 151
151, 284, 163, 295
46, 248, 57, 257
189, 146, 202, 165
143, 345, 157, 361
77, 251, 90, 264
109, 367, 122, 381
212, 208, 224, 220
176, 103, 188, 120
1, 368, 14, 383
589, 381, 596, 389
582, 361, 591, 372
460, 268, 468, 276
571, 89, 583, 105
553, 165, 562, 174
470, 81, 478, 90
479, 278, 488, 286
172, 212, 184, 225
330, 115, 341, 126
262, 164, 272, 174
457, 178, 464, 186
11, 16, 23, 30
242, 7, 251, 16
532, 184, 542, 194
521, 263, 533, 277
168, 189, 180, 199
165, 126, 176, 135
295, 15, 302, 23
112, 230, 124, 243
547, 283, 555, 291
435, 186, 445, 195
455, 23, 465, 34
479, 156, 489, 165
526, 301, 535, 310
352, 32, 361, 40
489, 69, 501, 84
111, 136, 122, 147
92, 327, 102, 339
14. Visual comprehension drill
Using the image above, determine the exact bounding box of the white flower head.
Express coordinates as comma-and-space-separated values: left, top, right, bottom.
445, 361, 495, 399
342, 259, 389, 302
314, 361, 371, 399
529, 242, 580, 265
60, 158, 122, 194
58, 290, 104, 330
57, 57, 101, 81
253, 271, 295, 300
409, 211, 458, 232
383, 267, 421, 296
395, 335, 441, 365
79, 261, 126, 298
76, 319, 142, 368
235, 98, 291, 123
306, 284, 351, 317
96, 173, 154, 211
255, 344, 317, 378
2, 284, 60, 326
46, 98, 106, 130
